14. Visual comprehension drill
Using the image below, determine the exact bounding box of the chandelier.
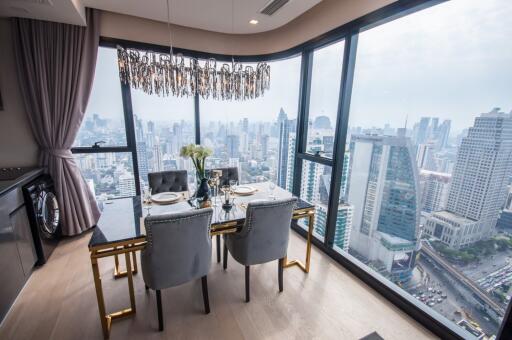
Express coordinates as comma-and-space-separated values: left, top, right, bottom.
116, 0, 270, 100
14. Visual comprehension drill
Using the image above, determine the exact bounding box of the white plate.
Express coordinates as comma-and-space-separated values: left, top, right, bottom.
233, 185, 257, 196
151, 192, 181, 204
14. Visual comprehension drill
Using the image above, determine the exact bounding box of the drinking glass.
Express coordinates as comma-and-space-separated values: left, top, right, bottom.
269, 182, 276, 200
143, 186, 152, 215
229, 179, 238, 191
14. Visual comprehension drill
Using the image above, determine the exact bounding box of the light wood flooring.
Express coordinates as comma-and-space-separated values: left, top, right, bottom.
0, 230, 437, 340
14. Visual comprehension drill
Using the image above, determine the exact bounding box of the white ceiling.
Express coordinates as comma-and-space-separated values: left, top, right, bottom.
0, 0, 86, 26
0, 0, 323, 34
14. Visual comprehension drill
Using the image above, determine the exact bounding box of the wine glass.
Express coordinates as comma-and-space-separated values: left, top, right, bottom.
268, 181, 276, 200
143, 186, 152, 215
229, 179, 238, 192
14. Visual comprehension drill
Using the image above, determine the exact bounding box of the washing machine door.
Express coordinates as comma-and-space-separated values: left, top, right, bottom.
36, 190, 60, 238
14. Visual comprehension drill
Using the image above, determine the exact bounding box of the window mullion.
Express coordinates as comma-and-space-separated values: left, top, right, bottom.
325, 31, 359, 248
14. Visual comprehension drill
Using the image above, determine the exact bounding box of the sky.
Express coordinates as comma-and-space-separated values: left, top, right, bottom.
85, 0, 512, 135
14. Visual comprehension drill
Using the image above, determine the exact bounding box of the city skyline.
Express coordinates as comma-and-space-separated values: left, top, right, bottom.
85, 0, 512, 135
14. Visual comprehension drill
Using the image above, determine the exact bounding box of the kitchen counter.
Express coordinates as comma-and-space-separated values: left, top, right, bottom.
0, 168, 44, 197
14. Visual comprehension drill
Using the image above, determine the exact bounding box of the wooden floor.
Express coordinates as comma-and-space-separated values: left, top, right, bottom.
0, 230, 437, 340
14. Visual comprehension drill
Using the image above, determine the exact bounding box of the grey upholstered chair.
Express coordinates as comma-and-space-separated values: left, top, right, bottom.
223, 197, 297, 302
148, 170, 189, 194
208, 167, 239, 263
142, 208, 213, 331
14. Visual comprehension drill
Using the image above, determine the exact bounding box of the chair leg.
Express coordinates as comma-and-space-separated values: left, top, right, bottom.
278, 258, 284, 292
216, 235, 221, 263
245, 265, 250, 303
156, 289, 163, 331
201, 276, 210, 314
223, 242, 228, 270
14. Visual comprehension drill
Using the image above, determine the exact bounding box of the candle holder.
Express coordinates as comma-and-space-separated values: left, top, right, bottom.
221, 184, 234, 212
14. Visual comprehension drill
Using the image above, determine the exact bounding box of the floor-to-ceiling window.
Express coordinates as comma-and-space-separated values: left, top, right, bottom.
199, 56, 301, 188
333, 0, 512, 337
73, 47, 136, 199
296, 40, 345, 242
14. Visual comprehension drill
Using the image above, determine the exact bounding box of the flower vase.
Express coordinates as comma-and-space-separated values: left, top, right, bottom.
196, 178, 210, 200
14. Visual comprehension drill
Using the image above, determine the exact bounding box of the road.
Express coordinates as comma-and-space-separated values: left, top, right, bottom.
420, 242, 505, 316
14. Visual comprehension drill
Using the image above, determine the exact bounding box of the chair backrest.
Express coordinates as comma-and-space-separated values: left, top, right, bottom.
236, 197, 297, 265
148, 170, 188, 194
141, 208, 213, 289
208, 167, 239, 186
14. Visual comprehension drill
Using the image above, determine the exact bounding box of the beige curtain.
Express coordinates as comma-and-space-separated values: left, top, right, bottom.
12, 9, 101, 235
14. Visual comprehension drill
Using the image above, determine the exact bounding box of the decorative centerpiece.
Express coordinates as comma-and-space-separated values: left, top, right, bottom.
180, 144, 213, 201
221, 185, 235, 212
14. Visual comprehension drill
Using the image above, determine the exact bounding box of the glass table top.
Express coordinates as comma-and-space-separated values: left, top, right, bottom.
89, 182, 313, 249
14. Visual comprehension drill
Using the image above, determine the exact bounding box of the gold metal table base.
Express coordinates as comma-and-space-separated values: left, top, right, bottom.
113, 251, 138, 279
90, 240, 146, 339
284, 208, 315, 273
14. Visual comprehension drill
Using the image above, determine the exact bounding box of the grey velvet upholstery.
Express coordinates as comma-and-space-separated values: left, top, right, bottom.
224, 197, 297, 266
148, 170, 189, 194
141, 208, 213, 290
208, 167, 239, 186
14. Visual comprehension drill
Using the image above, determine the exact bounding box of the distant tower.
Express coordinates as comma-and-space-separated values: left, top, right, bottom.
277, 111, 296, 188
419, 170, 451, 213
347, 134, 420, 281
414, 117, 431, 145
226, 135, 240, 158
153, 138, 164, 172
134, 115, 149, 185
261, 134, 269, 160
119, 173, 136, 197
426, 109, 512, 248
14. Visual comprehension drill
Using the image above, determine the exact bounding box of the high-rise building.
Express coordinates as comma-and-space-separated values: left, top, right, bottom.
226, 135, 240, 159
419, 170, 451, 213
300, 160, 323, 204
506, 186, 512, 210
414, 117, 431, 145
425, 109, 512, 248
347, 134, 420, 281
323, 136, 334, 157
314, 203, 353, 252
277, 114, 296, 189
152, 138, 164, 172
496, 209, 512, 230
147, 120, 155, 135
119, 173, 136, 197
134, 115, 149, 185
416, 142, 437, 171
242, 118, 249, 133
261, 134, 269, 160
285, 133, 296, 192
437, 119, 451, 148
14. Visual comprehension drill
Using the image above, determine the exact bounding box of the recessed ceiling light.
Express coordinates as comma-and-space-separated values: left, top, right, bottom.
249, 19, 259, 25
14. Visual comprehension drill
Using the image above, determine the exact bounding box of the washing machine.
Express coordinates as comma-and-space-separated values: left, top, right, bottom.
23, 174, 61, 265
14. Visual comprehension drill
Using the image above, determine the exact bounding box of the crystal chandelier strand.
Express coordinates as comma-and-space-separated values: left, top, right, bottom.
115, 46, 270, 100
115, 0, 270, 100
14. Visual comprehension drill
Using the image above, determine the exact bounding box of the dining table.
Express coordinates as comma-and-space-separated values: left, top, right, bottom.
88, 181, 316, 339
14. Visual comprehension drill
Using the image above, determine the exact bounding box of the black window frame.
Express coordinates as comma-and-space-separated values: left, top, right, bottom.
71, 0, 512, 338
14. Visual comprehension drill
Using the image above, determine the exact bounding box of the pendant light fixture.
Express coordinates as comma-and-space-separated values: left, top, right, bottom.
116, 0, 270, 100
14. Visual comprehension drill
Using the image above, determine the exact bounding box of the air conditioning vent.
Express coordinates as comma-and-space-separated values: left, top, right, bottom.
260, 0, 290, 16
12, 0, 53, 5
